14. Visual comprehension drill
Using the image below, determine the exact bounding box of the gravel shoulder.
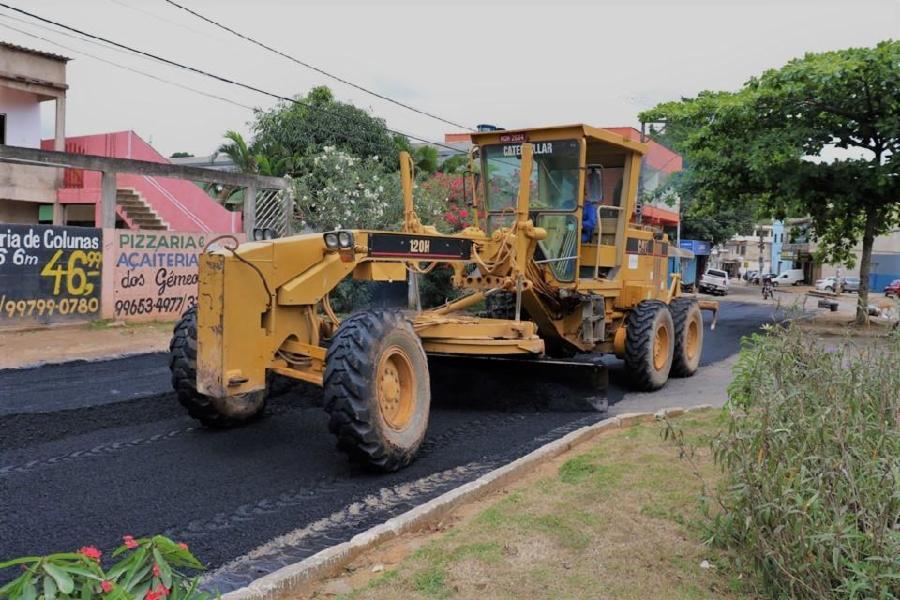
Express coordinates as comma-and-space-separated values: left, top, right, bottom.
0, 320, 172, 369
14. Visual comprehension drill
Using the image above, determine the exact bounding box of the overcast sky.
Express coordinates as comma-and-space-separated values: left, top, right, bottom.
3, 0, 897, 157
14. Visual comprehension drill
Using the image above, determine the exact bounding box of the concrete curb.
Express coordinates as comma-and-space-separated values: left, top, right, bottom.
222, 404, 715, 600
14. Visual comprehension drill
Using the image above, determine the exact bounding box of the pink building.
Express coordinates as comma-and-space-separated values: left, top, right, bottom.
41, 130, 241, 233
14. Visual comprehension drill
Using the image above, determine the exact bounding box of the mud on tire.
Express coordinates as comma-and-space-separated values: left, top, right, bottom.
169, 306, 266, 428
624, 300, 674, 391
323, 310, 430, 472
668, 298, 703, 378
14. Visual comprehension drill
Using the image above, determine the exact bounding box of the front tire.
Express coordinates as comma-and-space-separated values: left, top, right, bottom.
669, 299, 703, 378
323, 310, 430, 471
169, 307, 266, 428
624, 300, 674, 391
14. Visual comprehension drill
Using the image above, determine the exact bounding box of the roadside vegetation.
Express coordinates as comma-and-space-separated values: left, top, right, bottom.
706, 325, 899, 598
0, 535, 207, 600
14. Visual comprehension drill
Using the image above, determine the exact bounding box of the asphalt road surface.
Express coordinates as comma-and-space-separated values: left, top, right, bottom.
0, 300, 777, 592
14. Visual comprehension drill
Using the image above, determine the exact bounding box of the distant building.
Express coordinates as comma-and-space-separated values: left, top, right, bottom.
170, 154, 237, 172
0, 42, 68, 224
715, 218, 900, 291
43, 131, 241, 232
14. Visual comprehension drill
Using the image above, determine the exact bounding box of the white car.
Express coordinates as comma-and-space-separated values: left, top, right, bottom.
698, 268, 729, 296
816, 276, 860, 293
772, 269, 805, 286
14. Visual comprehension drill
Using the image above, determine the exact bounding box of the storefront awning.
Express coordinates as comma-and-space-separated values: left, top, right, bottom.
668, 246, 694, 259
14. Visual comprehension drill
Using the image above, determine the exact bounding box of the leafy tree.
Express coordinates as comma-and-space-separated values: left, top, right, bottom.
251, 86, 399, 169
412, 145, 439, 174
439, 153, 469, 174
641, 40, 899, 323
170, 151, 194, 158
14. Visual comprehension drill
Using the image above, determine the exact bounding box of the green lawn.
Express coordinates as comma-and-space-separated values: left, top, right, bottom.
318, 410, 758, 600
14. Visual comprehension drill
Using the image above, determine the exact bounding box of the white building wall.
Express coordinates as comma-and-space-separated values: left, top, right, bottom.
0, 86, 41, 147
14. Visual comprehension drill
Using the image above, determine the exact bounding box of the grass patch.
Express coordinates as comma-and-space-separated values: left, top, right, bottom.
411, 566, 451, 598
340, 410, 757, 600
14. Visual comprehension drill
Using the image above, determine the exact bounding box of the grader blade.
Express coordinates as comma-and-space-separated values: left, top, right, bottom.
427, 353, 608, 413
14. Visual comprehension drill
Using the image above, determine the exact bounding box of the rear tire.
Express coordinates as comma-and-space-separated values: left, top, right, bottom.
323, 310, 430, 471
624, 300, 674, 391
669, 299, 703, 378
169, 307, 266, 428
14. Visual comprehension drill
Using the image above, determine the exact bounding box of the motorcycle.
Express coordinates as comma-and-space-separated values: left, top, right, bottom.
761, 276, 774, 300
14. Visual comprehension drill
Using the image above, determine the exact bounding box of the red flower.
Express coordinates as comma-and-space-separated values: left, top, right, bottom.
147, 584, 170, 598
145, 592, 161, 600
123, 535, 138, 549
152, 563, 161, 577
100, 581, 113, 593
458, 209, 469, 218
79, 546, 102, 561
177, 542, 188, 551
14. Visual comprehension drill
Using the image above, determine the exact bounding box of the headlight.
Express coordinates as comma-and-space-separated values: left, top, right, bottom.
252, 227, 278, 241
324, 232, 339, 249
337, 231, 354, 248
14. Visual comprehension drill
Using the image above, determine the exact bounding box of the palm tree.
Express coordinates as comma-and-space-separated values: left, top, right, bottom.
207, 130, 259, 206
215, 130, 259, 173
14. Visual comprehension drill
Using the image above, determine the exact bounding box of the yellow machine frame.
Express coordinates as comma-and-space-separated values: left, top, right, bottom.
195, 125, 710, 401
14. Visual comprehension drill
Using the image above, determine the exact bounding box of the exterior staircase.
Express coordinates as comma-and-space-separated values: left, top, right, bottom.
116, 188, 168, 230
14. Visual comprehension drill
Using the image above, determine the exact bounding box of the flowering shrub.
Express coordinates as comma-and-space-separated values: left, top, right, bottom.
292, 146, 403, 232
416, 172, 471, 232
0, 535, 208, 599
292, 148, 472, 234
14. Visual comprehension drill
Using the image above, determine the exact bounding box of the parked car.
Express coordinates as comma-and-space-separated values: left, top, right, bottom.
699, 268, 729, 295
842, 277, 860, 292
815, 276, 840, 292
751, 272, 775, 285
772, 269, 805, 286
815, 276, 861, 293
884, 279, 900, 298
743, 270, 757, 282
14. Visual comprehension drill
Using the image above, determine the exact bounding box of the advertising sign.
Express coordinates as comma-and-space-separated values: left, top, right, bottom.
0, 224, 103, 326
106, 230, 210, 322
679, 239, 711, 256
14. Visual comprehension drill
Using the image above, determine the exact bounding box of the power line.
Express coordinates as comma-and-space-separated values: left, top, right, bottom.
0, 14, 421, 158
106, 0, 229, 41
161, 0, 473, 132
0, 19, 256, 111
0, 2, 468, 156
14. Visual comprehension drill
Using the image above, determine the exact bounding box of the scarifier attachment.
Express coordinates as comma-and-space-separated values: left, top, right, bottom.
427, 353, 608, 413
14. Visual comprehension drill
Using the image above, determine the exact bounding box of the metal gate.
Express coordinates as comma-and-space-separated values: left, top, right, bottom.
252, 187, 294, 237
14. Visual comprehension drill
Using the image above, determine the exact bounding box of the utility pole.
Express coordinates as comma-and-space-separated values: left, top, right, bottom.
758, 226, 765, 284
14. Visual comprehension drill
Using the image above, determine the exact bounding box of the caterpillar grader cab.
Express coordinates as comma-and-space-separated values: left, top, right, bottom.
169, 124, 718, 471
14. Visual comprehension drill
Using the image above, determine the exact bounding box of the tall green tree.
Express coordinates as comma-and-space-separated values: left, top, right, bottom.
251, 86, 400, 169
641, 40, 899, 323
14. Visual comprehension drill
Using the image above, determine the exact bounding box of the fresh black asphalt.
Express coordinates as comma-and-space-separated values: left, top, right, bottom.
0, 300, 776, 592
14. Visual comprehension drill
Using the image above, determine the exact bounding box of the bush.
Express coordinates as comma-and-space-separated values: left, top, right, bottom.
710, 325, 900, 598
0, 535, 208, 599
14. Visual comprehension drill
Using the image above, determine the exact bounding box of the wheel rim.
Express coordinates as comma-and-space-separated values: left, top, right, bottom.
652, 323, 670, 371
377, 347, 416, 431
685, 316, 700, 362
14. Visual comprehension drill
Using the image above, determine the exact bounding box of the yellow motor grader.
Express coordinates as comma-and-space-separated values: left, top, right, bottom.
169, 124, 717, 471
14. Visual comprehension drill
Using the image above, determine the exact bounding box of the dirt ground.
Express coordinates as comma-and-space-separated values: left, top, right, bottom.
0, 320, 172, 369
305, 410, 756, 600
